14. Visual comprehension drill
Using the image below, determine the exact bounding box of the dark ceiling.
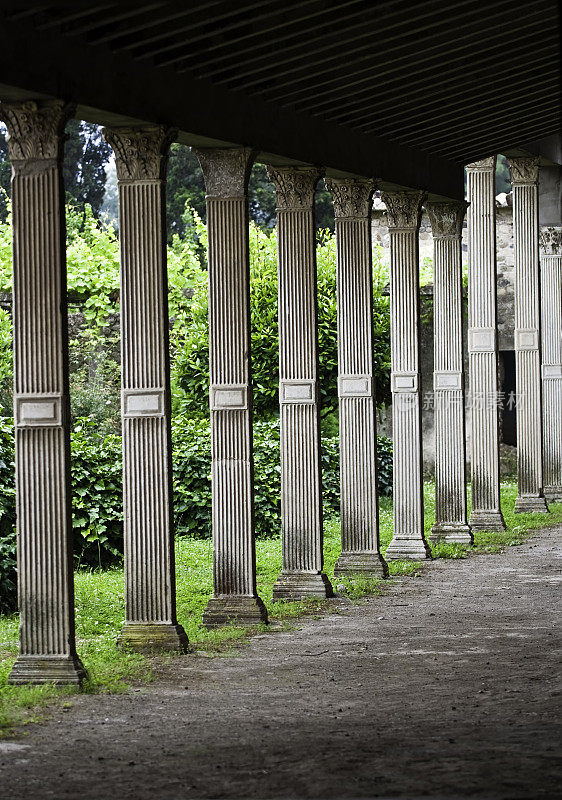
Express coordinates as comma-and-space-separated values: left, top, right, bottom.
1, 1, 560, 197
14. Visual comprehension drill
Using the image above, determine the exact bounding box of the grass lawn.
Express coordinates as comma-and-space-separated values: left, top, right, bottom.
1, 480, 561, 732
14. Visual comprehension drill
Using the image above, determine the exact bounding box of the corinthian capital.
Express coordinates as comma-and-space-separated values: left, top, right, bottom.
508, 156, 539, 186
193, 147, 254, 198
465, 156, 496, 171
425, 201, 468, 238
381, 190, 425, 230
0, 100, 74, 167
325, 177, 374, 219
102, 126, 176, 182
539, 226, 562, 256
266, 166, 322, 210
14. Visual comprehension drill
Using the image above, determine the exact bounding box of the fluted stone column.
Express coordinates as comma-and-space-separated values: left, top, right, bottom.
267, 166, 333, 599
103, 127, 188, 651
325, 177, 387, 577
194, 148, 268, 626
425, 202, 472, 544
508, 157, 549, 513
0, 100, 86, 685
466, 158, 506, 531
382, 191, 431, 560
539, 227, 562, 502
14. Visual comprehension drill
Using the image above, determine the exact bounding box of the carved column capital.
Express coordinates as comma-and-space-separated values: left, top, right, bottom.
539, 227, 562, 256
425, 201, 468, 238
465, 156, 496, 171
102, 126, 176, 182
193, 147, 255, 197
381, 190, 425, 230
0, 99, 74, 170
325, 177, 374, 218
267, 166, 322, 210
508, 156, 539, 186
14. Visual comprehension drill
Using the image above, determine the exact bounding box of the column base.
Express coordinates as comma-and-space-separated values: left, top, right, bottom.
430, 523, 473, 545
514, 495, 549, 514
334, 551, 388, 578
469, 510, 506, 531
544, 486, 562, 503
117, 622, 189, 653
272, 572, 334, 602
8, 654, 87, 686
384, 536, 432, 561
202, 595, 268, 628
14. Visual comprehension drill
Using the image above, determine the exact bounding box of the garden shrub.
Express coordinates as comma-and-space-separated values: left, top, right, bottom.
70, 417, 123, 568
0, 415, 16, 613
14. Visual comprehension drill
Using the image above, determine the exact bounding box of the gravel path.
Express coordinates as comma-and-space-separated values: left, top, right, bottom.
1, 527, 561, 799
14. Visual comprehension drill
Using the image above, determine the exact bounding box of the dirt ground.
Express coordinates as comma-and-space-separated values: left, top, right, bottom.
1, 527, 561, 800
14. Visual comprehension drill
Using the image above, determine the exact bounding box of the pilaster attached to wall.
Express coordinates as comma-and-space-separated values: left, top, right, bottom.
508, 157, 548, 513
325, 177, 387, 577
103, 126, 189, 651
382, 190, 431, 560
425, 201, 472, 544
539, 226, 562, 502
1, 100, 86, 685
466, 157, 506, 531
267, 166, 334, 599
194, 147, 268, 626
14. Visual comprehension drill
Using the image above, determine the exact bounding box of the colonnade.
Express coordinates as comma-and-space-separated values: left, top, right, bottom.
1, 100, 560, 686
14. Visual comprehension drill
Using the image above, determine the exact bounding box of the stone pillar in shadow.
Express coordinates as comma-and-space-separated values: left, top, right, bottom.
382, 190, 432, 560
508, 156, 549, 513
103, 126, 189, 650
466, 157, 506, 531
425, 201, 472, 544
194, 147, 268, 626
539, 226, 562, 502
267, 166, 334, 599
325, 177, 387, 577
1, 100, 86, 685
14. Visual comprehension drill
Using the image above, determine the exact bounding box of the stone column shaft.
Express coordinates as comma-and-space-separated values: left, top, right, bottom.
1, 100, 86, 685
426, 202, 472, 543
103, 127, 188, 651
267, 167, 333, 599
539, 227, 562, 501
194, 148, 267, 626
508, 157, 548, 513
325, 178, 387, 577
382, 191, 431, 560
466, 157, 506, 531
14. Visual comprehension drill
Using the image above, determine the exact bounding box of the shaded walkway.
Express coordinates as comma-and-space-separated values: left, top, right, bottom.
2, 527, 561, 799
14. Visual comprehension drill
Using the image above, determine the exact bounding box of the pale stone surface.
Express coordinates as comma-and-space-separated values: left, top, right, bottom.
507, 157, 549, 513
539, 227, 562, 502
194, 147, 267, 626
425, 201, 472, 544
466, 158, 506, 531
325, 177, 387, 577
267, 166, 334, 598
0, 100, 86, 685
103, 126, 188, 651
382, 190, 431, 560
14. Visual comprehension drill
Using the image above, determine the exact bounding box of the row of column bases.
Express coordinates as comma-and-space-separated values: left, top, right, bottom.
1, 100, 561, 686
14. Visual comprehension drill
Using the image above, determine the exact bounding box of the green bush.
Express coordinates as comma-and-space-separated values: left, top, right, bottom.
0, 416, 16, 613
71, 418, 123, 568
